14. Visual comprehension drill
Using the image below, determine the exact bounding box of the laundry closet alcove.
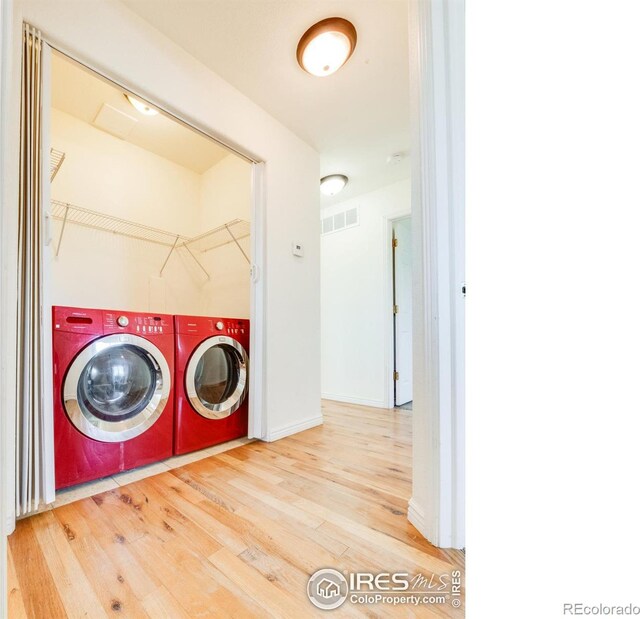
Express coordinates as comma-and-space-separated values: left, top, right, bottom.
34, 49, 256, 499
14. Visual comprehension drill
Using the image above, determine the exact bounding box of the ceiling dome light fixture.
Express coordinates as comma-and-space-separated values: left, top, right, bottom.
320, 174, 349, 196
125, 94, 159, 116
297, 17, 357, 77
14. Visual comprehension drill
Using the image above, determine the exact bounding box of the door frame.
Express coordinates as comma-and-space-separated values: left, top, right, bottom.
383, 210, 411, 410
249, 162, 266, 439
408, 0, 465, 549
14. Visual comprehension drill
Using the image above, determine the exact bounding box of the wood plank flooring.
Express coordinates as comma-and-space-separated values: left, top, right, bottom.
8, 400, 464, 618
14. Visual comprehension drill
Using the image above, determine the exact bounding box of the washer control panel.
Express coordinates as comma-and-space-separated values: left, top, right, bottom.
104, 312, 173, 335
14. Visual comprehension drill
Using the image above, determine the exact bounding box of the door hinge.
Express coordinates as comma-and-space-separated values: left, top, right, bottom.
392, 238, 398, 248
393, 371, 399, 381
393, 304, 399, 314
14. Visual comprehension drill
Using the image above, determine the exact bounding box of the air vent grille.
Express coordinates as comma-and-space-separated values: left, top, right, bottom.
321, 206, 359, 236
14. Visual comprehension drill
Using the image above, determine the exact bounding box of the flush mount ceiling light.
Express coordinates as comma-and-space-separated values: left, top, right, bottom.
125, 94, 158, 116
320, 174, 349, 196
297, 17, 357, 77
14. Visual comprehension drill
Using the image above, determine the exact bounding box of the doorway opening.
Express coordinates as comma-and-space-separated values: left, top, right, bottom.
37, 46, 259, 505
392, 216, 412, 410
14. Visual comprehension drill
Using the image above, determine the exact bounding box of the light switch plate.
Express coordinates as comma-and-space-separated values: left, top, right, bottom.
292, 242, 304, 257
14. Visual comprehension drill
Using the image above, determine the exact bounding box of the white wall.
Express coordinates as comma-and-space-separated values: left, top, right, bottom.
52, 109, 202, 234
200, 155, 251, 229
51, 108, 206, 313
198, 155, 252, 318
50, 108, 252, 317
321, 178, 410, 408
7, 0, 320, 448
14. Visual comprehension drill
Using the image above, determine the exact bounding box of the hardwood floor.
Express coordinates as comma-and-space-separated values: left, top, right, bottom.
8, 400, 464, 618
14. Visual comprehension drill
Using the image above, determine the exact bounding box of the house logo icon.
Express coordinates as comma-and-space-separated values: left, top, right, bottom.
307, 568, 348, 610
317, 578, 340, 598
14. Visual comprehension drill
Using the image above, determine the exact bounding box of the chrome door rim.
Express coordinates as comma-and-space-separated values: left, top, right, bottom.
185, 335, 248, 420
63, 334, 171, 442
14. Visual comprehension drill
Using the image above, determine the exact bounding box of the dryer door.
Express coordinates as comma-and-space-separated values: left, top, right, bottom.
186, 335, 248, 419
63, 334, 171, 442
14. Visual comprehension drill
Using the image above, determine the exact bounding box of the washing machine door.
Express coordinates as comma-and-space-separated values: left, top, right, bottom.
63, 334, 171, 443
186, 335, 248, 420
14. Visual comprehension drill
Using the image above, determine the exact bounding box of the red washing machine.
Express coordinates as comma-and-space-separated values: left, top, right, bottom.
174, 315, 249, 455
53, 306, 174, 489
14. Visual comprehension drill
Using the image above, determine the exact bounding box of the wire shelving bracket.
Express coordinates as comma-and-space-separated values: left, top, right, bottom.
183, 219, 251, 264
50, 149, 66, 182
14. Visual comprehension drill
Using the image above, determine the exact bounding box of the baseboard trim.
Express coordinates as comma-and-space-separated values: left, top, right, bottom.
264, 415, 323, 442
408, 496, 429, 540
321, 393, 388, 409
5, 514, 15, 535
408, 496, 465, 549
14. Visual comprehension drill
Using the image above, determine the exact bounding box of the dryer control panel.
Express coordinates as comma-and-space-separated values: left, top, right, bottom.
103, 311, 173, 335
216, 319, 247, 335
175, 315, 248, 336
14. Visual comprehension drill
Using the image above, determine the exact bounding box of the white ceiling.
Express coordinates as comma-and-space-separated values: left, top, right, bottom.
121, 0, 411, 206
51, 52, 230, 174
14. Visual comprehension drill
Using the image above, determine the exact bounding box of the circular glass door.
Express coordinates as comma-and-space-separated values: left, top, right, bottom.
186, 336, 248, 419
63, 334, 171, 442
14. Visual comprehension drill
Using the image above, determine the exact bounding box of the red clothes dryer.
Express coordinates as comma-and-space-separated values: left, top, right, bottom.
174, 315, 249, 455
53, 306, 174, 489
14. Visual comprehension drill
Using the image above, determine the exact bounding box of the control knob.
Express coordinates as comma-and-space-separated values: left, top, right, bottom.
117, 316, 129, 327
216, 321, 224, 330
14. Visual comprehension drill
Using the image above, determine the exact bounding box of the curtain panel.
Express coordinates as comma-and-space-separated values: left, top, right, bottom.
16, 23, 53, 516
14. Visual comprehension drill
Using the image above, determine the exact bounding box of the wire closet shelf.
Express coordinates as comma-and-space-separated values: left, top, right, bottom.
50, 200, 251, 280
48, 149, 251, 279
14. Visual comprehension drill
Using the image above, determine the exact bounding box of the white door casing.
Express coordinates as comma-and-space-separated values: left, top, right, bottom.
248, 161, 266, 439
408, 0, 465, 549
